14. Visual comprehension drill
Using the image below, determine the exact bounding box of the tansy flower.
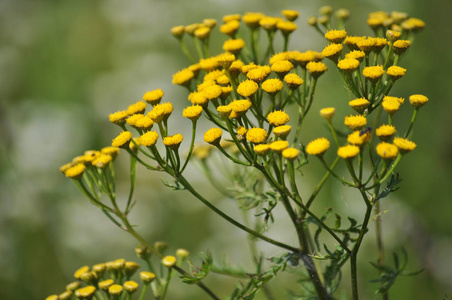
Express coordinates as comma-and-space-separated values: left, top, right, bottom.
129, 138, 140, 153
64, 163, 86, 179
270, 140, 289, 152
112, 131, 133, 148
261, 78, 284, 96
123, 281, 139, 294
409, 94, 429, 108
271, 60, 294, 77
320, 107, 335, 121
357, 38, 376, 53
277, 21, 298, 36
246, 128, 268, 144
392, 40, 411, 54
183, 105, 203, 121
58, 291, 71, 300
402, 18, 425, 32
139, 131, 159, 147
282, 9, 299, 21
184, 23, 200, 36
108, 285, 123, 296
383, 96, 404, 104
83, 150, 100, 163
367, 18, 384, 29
217, 105, 232, 118
199, 57, 219, 72
143, 89, 164, 105
345, 50, 366, 62
75, 286, 97, 298
254, 144, 270, 156
349, 98, 370, 114
337, 145, 360, 159
216, 74, 230, 86
344, 115, 367, 130
241, 62, 257, 75
223, 38, 246, 55
59, 162, 73, 174
188, 92, 208, 106
172, 68, 194, 86
221, 86, 233, 100
170, 26, 185, 39
216, 52, 236, 68
194, 26, 211, 40
347, 131, 371, 146
135, 116, 154, 131
243, 12, 265, 29
376, 142, 398, 160
325, 29, 347, 44
140, 271, 156, 284
163, 134, 184, 150
344, 36, 366, 50
269, 52, 289, 65
127, 114, 144, 127
203, 70, 224, 82
127, 101, 147, 115
162, 256, 177, 267
92, 154, 112, 169
386, 30, 401, 42
322, 43, 343, 62
220, 20, 240, 37
67, 281, 82, 292
204, 128, 223, 144
267, 110, 290, 126
109, 110, 129, 125
203, 18, 216, 28
320, 5, 333, 16
247, 65, 272, 83
237, 80, 259, 98
230, 99, 252, 117
337, 58, 360, 72
294, 51, 316, 68
372, 37, 388, 53
336, 9, 350, 20
393, 137, 417, 154
284, 73, 303, 90
387, 66, 407, 80
382, 98, 401, 115
223, 14, 241, 23
363, 65, 385, 83
306, 61, 328, 78
202, 84, 223, 101
376, 124, 397, 141
273, 125, 291, 139
306, 137, 330, 156
259, 17, 279, 32
188, 63, 201, 76
229, 59, 245, 78
282, 147, 299, 160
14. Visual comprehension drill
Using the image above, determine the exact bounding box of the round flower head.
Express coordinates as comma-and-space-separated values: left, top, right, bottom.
336, 9, 350, 20
126, 114, 144, 127
367, 18, 384, 29
307, 16, 318, 26
216, 74, 230, 86
237, 80, 259, 98
322, 43, 343, 62
92, 154, 112, 169
376, 142, 398, 160
135, 116, 154, 131
229, 59, 245, 78
247, 66, 272, 83
349, 98, 370, 114
269, 52, 288, 65
259, 17, 279, 32
143, 89, 164, 105
357, 38, 376, 53
363, 65, 385, 83
347, 130, 371, 146
337, 58, 360, 72
163, 134, 183, 150
46, 295, 59, 300
277, 21, 298, 36
221, 86, 232, 100
383, 96, 405, 104
402, 18, 426, 32
246, 128, 268, 144
112, 131, 133, 148
371, 38, 388, 54
172, 68, 194, 86
220, 20, 240, 37
66, 281, 82, 292
170, 25, 185, 39
243, 12, 265, 29
203, 84, 223, 101
344, 115, 367, 130
217, 105, 232, 118
376, 124, 397, 141
270, 140, 289, 152
262, 78, 284, 96
318, 15, 330, 26
199, 57, 219, 72
75, 286, 97, 298
282, 147, 299, 160
254, 144, 271, 156
268, 110, 290, 126
188, 63, 201, 76
59, 162, 74, 174
344, 36, 366, 50
230, 99, 252, 117
387, 66, 406, 80
223, 38, 246, 55
204, 128, 223, 145
306, 137, 330, 156
139, 131, 159, 147
83, 150, 100, 163
273, 125, 292, 139
382, 98, 401, 115
306, 61, 328, 78
183, 105, 203, 122
194, 26, 211, 40
284, 73, 303, 90
74, 265, 90, 279
393, 137, 417, 154
64, 163, 86, 179
59, 291, 72, 300
108, 284, 123, 296
325, 29, 347, 44
282, 9, 299, 21
320, 5, 333, 16
409, 94, 429, 109
392, 40, 411, 55
294, 51, 316, 68
162, 256, 177, 267
109, 110, 129, 125
140, 271, 156, 284
345, 50, 366, 62
184, 23, 200, 36
188, 92, 208, 106
241, 63, 257, 75
271, 60, 294, 78
216, 52, 236, 68
320, 107, 335, 121
124, 281, 139, 294
337, 144, 360, 159
386, 30, 401, 42
236, 126, 247, 137
204, 70, 224, 82
223, 14, 241, 23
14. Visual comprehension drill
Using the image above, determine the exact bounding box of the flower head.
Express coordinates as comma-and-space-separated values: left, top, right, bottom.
325, 29, 347, 44
393, 137, 417, 154
376, 124, 397, 141
345, 50, 366, 62
112, 131, 133, 148
322, 43, 343, 62
382, 98, 401, 115
140, 271, 156, 284
282, 147, 299, 160
376, 142, 398, 160
243, 12, 265, 29
92, 154, 112, 169
135, 116, 154, 130
344, 36, 366, 50
254, 144, 271, 156
306, 61, 328, 78
262, 78, 284, 96
188, 92, 208, 106
344, 115, 367, 130
282, 10, 299, 21
108, 285, 123, 296
392, 40, 411, 54
109, 110, 129, 125
246, 128, 268, 144
409, 94, 429, 109
337, 58, 360, 72
170, 26, 185, 39
203, 84, 223, 101
64, 163, 86, 179
217, 105, 232, 118
223, 38, 246, 55
320, 107, 335, 121
75, 286, 97, 298
270, 140, 289, 152
172, 68, 195, 86
143, 89, 164, 105
271, 60, 294, 77
139, 131, 159, 147
267, 110, 290, 126
124, 281, 139, 294
204, 128, 223, 145
259, 17, 279, 31
163, 134, 184, 150
199, 57, 219, 72
183, 105, 203, 121
237, 80, 259, 98
216, 52, 236, 68
306, 138, 330, 156
277, 21, 298, 36
347, 130, 371, 146
363, 65, 385, 83
337, 145, 360, 159
230, 99, 252, 117
284, 73, 303, 90
194, 26, 211, 40
162, 256, 177, 267
387, 66, 406, 80
273, 125, 291, 139
246, 65, 271, 83
220, 20, 240, 37
349, 98, 370, 114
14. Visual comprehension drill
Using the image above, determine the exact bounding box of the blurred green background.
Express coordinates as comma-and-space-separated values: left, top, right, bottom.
0, 0, 451, 299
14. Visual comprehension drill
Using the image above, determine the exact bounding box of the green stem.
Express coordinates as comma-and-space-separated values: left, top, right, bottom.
404, 108, 418, 138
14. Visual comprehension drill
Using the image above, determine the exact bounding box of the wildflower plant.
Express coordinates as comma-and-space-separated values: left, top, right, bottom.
58, 6, 428, 300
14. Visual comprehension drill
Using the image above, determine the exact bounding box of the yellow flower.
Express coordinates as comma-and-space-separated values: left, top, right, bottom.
108, 284, 123, 296
306, 137, 330, 156
306, 61, 328, 78
229, 59, 245, 78
83, 150, 100, 163
383, 96, 404, 104
139, 131, 159, 147
143, 89, 164, 105
347, 130, 371, 146
230, 99, 252, 117
172, 68, 194, 86
282, 147, 299, 160
129, 137, 140, 152
273, 125, 291, 139
392, 40, 411, 54
376, 124, 397, 141
393, 137, 417, 153
203, 84, 223, 101
223, 38, 246, 55
243, 12, 265, 29
204, 128, 223, 144
237, 80, 259, 98
188, 63, 201, 76
184, 23, 200, 35
335, 9, 350, 20
270, 140, 289, 152
259, 17, 279, 32
283, 73, 303, 90
409, 94, 429, 108
203, 19, 216, 28
282, 10, 299, 21
345, 50, 366, 62
216, 74, 230, 86
337, 58, 360, 72
123, 281, 139, 294
203, 70, 223, 82
199, 57, 219, 72
367, 18, 384, 29
293, 51, 316, 68
376, 142, 398, 160
246, 65, 272, 83
163, 134, 183, 150
92, 154, 112, 169
271, 60, 294, 77
59, 162, 74, 174
337, 145, 360, 159
194, 26, 211, 40
220, 20, 240, 37
135, 116, 154, 131
267, 110, 290, 126
254, 144, 271, 156
277, 20, 298, 36
349, 98, 370, 114
386, 30, 401, 42
216, 52, 236, 68
363, 65, 385, 83
402, 18, 426, 32
382, 98, 401, 115
112, 131, 133, 148
241, 62, 257, 75
387, 66, 406, 80
64, 163, 86, 179
344, 36, 366, 50
75, 286, 97, 298
109, 110, 129, 125
126, 114, 144, 127
320, 107, 335, 121
162, 255, 177, 267
223, 14, 241, 23
261, 78, 284, 96
58, 291, 72, 300
188, 92, 208, 106
357, 37, 376, 53
372, 37, 388, 54
246, 128, 268, 144
344, 115, 367, 130
269, 52, 288, 65
217, 105, 232, 118
170, 25, 185, 39
66, 281, 82, 292
140, 271, 156, 284
183, 105, 203, 121
325, 29, 347, 44
322, 43, 343, 62
320, 6, 333, 16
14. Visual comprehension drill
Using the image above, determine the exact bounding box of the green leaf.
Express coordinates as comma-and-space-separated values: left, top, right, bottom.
161, 178, 186, 190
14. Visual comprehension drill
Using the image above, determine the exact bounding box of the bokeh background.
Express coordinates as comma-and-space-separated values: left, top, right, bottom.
1, 0, 451, 299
